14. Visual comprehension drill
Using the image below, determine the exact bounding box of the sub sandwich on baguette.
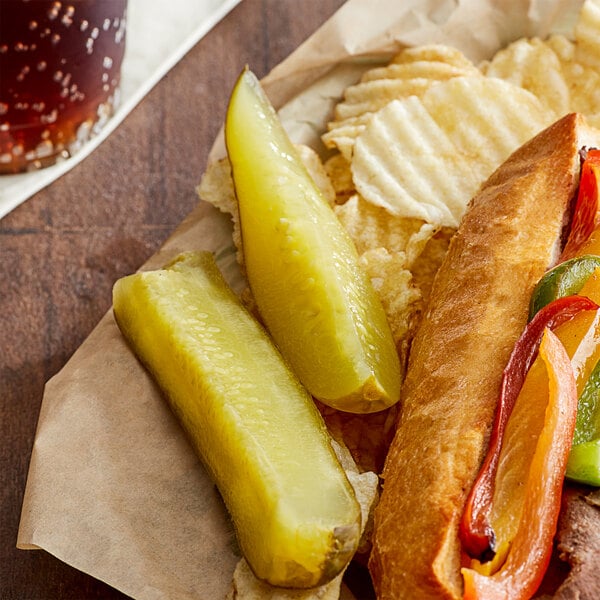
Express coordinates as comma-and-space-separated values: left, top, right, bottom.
370, 112, 600, 599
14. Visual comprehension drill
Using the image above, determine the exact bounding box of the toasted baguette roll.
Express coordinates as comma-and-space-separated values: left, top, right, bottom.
369, 113, 600, 599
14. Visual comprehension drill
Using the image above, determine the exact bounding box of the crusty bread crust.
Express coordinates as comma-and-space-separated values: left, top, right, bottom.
370, 114, 600, 599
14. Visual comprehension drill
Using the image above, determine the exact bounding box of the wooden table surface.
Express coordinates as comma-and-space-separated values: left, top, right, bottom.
0, 1, 346, 597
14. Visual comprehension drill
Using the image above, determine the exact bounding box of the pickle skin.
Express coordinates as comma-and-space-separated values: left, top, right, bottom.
225, 67, 402, 414
113, 251, 361, 588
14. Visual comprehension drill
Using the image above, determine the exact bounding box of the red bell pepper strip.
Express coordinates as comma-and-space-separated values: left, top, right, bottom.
561, 148, 600, 261
461, 328, 578, 600
459, 294, 597, 560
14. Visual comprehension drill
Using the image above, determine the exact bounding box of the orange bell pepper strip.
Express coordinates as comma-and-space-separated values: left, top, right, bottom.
459, 295, 597, 559
461, 328, 578, 600
561, 148, 600, 261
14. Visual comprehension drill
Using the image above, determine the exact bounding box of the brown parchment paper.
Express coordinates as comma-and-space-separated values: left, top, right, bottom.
17, 1, 585, 598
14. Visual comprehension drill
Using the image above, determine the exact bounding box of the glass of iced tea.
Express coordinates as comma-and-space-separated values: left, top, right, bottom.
0, 0, 128, 174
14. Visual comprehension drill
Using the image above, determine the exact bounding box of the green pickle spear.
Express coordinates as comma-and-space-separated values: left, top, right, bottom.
113, 251, 361, 588
225, 68, 401, 414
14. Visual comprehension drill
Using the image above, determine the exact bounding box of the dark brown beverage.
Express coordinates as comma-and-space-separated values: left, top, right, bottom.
0, 0, 127, 174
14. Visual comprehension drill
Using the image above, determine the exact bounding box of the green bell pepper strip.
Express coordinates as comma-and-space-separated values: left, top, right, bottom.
529, 254, 600, 320
567, 358, 600, 485
567, 441, 600, 485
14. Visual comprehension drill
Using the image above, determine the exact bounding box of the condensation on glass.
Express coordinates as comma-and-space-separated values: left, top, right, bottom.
0, 0, 127, 174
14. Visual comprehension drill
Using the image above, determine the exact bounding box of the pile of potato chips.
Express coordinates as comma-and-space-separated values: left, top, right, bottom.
201, 0, 600, 596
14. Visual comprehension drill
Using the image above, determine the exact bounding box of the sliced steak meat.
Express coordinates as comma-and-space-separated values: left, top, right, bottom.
552, 485, 600, 599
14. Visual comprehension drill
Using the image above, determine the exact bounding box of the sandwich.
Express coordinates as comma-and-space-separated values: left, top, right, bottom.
370, 112, 600, 599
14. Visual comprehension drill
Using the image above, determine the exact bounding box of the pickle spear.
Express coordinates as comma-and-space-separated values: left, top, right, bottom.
112, 251, 361, 588
225, 68, 401, 414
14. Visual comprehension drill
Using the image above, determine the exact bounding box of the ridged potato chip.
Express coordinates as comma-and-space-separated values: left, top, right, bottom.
333, 194, 429, 262
322, 44, 479, 160
335, 79, 434, 120
323, 153, 355, 203
351, 94, 476, 227
196, 157, 245, 266
390, 43, 479, 69
546, 32, 575, 59
322, 78, 438, 160
361, 60, 478, 83
197, 156, 236, 214
478, 2, 600, 130
575, 0, 600, 69
546, 34, 600, 128
481, 37, 569, 117
351, 77, 555, 227
358, 248, 422, 353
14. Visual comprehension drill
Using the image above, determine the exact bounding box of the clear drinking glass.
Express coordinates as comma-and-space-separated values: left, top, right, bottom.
0, 0, 128, 174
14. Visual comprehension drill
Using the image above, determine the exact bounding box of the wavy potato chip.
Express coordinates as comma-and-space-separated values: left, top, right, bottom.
196, 157, 245, 266
295, 144, 337, 206
322, 78, 438, 160
546, 34, 600, 128
197, 156, 236, 214
337, 79, 432, 117
481, 37, 569, 117
333, 194, 428, 261
358, 247, 422, 352
350, 94, 477, 227
390, 43, 479, 69
546, 31, 576, 60
323, 153, 355, 204
575, 0, 600, 69
351, 77, 555, 227
361, 60, 478, 83
479, 0, 600, 131
322, 44, 479, 160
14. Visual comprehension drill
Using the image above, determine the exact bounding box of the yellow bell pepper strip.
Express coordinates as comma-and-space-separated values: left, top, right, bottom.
577, 263, 600, 304
459, 295, 597, 560
461, 328, 578, 600
561, 148, 600, 261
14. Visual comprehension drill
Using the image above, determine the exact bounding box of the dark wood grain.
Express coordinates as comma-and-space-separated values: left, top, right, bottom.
0, 1, 346, 597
